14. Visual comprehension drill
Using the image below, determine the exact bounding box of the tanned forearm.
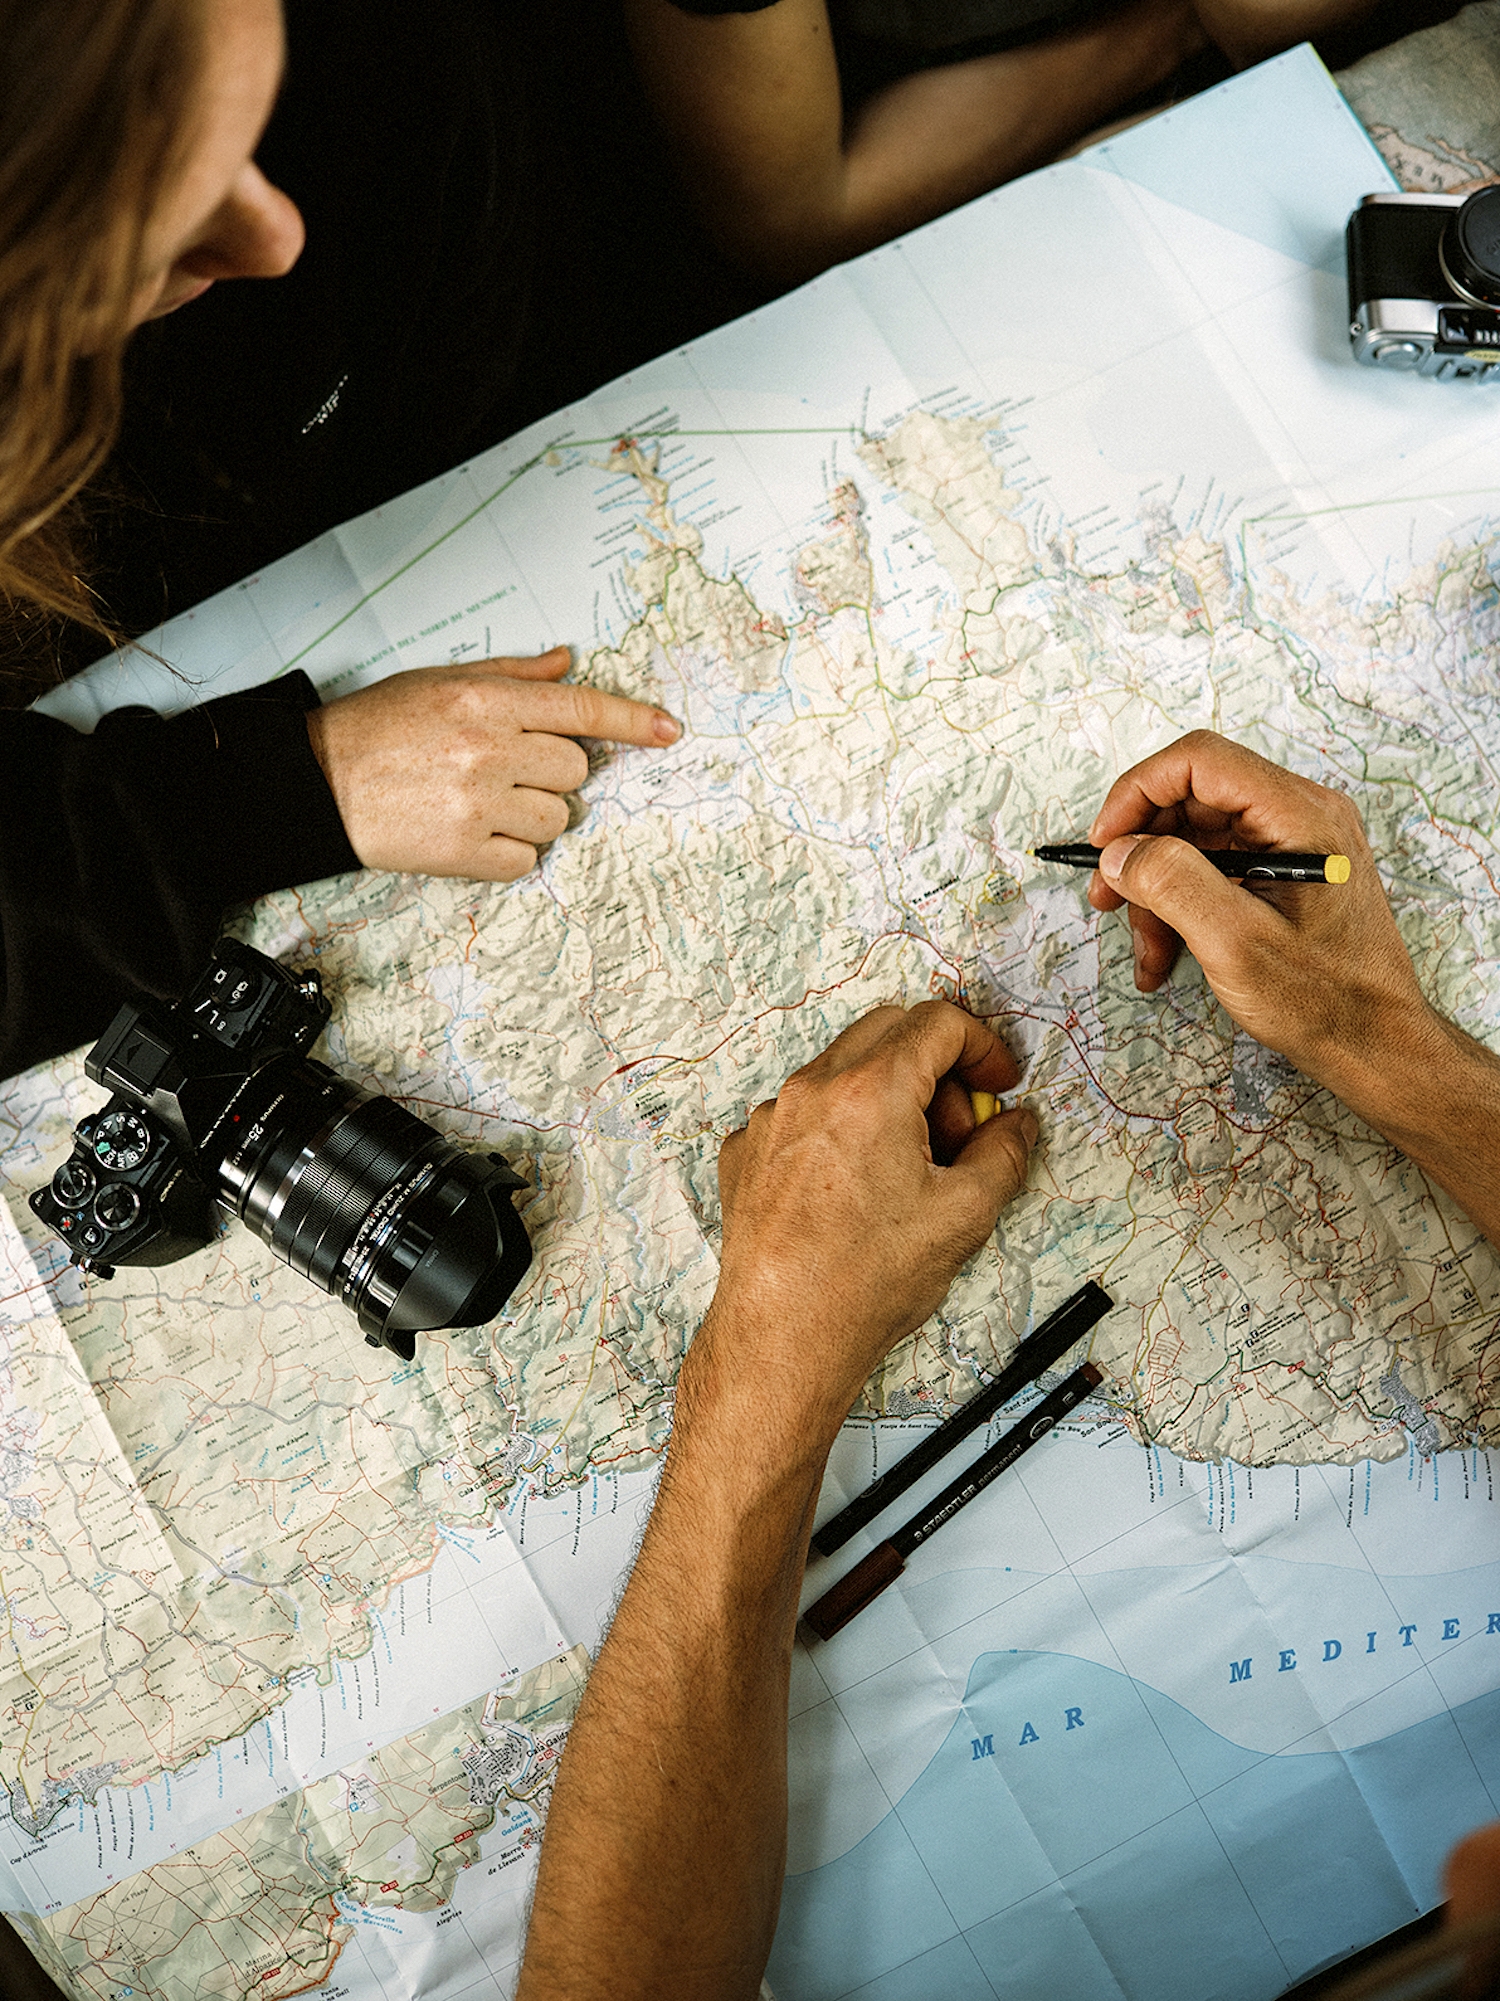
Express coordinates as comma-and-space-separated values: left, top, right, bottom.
514, 1003, 1036, 1999
625, 0, 1202, 283
515, 1323, 832, 2001
836, 0, 1201, 263
1322, 1006, 1500, 1250
1189, 0, 1375, 66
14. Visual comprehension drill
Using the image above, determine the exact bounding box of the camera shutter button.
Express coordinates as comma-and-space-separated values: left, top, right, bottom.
1372, 340, 1424, 370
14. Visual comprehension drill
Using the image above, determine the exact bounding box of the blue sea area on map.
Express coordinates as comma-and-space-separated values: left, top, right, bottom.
1092, 46, 1396, 269
768, 1650, 1500, 2001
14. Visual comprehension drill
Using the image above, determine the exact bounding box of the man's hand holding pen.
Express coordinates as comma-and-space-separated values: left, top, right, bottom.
1084, 729, 1500, 1247
1085, 732, 1437, 1090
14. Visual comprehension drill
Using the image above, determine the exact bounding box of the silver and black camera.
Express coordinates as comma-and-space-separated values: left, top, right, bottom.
1347, 186, 1500, 379
30, 940, 532, 1359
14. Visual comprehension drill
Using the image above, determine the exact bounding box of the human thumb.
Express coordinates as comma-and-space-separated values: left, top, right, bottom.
1097, 834, 1248, 955
951, 1105, 1038, 1222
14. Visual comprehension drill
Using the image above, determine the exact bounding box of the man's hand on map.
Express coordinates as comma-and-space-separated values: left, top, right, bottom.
305, 645, 681, 880
1086, 729, 1500, 1245
698, 999, 1037, 1452
517, 1001, 1035, 2001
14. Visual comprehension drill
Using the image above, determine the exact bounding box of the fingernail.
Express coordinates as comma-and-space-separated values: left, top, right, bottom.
1098, 834, 1144, 885
653, 711, 681, 744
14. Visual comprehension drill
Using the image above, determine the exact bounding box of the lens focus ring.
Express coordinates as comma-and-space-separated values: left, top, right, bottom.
220, 1056, 530, 1352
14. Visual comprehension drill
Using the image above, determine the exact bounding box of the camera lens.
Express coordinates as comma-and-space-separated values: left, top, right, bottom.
217, 1068, 531, 1360
1441, 186, 1500, 307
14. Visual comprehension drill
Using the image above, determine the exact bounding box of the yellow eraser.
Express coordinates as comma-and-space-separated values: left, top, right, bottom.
1324, 854, 1351, 884
970, 1090, 997, 1126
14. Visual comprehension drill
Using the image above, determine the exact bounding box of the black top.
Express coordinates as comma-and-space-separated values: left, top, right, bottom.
0, 673, 357, 1078
92, 0, 760, 636
3, 0, 758, 1085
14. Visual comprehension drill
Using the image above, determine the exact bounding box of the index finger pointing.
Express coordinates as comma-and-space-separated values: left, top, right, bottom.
526, 679, 681, 747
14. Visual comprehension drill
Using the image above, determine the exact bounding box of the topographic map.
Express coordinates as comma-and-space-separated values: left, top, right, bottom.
3, 47, 1500, 2001
1338, 0, 1500, 193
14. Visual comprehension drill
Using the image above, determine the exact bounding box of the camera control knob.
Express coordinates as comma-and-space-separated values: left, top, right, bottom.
1372, 340, 1424, 371
52, 1159, 96, 1209
93, 1184, 143, 1234
91, 1109, 155, 1172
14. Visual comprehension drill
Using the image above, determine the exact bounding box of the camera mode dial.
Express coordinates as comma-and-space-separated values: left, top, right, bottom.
1441, 186, 1500, 308
90, 1109, 155, 1173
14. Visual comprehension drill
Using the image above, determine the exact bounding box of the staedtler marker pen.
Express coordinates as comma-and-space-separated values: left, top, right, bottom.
802, 1362, 1104, 1641
1033, 842, 1350, 885
810, 1280, 1113, 1559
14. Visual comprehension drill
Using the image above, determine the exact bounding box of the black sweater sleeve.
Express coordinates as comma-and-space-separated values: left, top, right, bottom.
0, 671, 360, 1079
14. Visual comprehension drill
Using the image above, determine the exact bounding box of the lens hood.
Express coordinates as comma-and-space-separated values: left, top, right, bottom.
344, 1152, 534, 1358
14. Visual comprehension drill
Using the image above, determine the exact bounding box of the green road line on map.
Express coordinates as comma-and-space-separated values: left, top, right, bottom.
286, 463, 1500, 679
1245, 485, 1500, 526
277, 427, 863, 675
1238, 486, 1500, 617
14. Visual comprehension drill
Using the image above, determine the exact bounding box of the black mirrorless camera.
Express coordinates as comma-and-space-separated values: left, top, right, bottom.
1348, 185, 1500, 379
30, 941, 532, 1360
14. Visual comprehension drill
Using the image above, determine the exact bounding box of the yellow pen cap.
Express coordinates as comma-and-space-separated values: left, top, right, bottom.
1324, 855, 1351, 884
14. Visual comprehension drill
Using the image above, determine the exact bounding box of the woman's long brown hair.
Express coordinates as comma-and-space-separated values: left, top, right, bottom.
0, 0, 201, 681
